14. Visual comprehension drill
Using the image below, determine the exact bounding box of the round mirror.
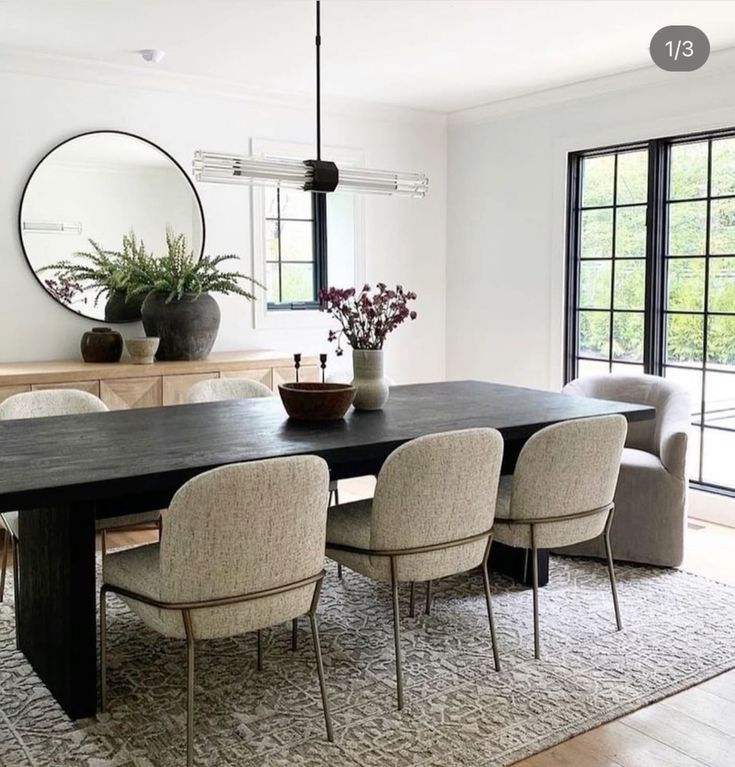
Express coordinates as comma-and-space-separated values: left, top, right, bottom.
19, 131, 205, 323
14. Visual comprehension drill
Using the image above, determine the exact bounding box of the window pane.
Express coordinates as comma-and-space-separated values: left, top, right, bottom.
614, 259, 645, 310
579, 261, 611, 309
707, 315, 735, 367
281, 263, 314, 303
711, 137, 735, 197
669, 141, 708, 200
279, 221, 313, 262
615, 206, 647, 257
701, 427, 735, 487
666, 313, 704, 366
581, 209, 613, 258
266, 262, 280, 304
579, 311, 610, 359
265, 187, 312, 220
617, 151, 648, 204
279, 189, 313, 220
582, 155, 614, 207
578, 359, 610, 376
666, 258, 705, 311
664, 366, 703, 419
710, 199, 735, 255
704, 370, 735, 428
611, 362, 644, 375
667, 201, 707, 255
266, 221, 280, 261
709, 257, 735, 313
612, 312, 644, 362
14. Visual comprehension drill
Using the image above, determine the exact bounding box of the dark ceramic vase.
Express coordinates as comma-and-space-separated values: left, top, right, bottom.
141, 292, 220, 361
80, 327, 123, 363
104, 290, 145, 323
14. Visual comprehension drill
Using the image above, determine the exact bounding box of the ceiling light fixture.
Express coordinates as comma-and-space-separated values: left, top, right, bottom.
193, 1, 428, 198
139, 49, 166, 64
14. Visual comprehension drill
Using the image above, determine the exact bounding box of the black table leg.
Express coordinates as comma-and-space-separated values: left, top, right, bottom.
17, 503, 97, 720
490, 542, 549, 588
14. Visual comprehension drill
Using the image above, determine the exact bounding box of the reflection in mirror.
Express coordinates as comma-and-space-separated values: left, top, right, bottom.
19, 131, 204, 323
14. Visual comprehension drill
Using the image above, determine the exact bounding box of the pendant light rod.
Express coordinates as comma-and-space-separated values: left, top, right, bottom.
315, 0, 322, 161
193, 0, 429, 197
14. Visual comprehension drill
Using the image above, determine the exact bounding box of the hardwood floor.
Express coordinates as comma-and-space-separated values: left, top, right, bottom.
26, 483, 735, 767
515, 516, 735, 767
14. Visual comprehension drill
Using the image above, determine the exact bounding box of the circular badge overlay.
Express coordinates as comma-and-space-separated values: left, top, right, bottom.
650, 26, 710, 72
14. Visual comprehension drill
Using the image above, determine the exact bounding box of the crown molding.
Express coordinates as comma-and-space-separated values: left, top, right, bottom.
0, 48, 447, 130
449, 45, 735, 128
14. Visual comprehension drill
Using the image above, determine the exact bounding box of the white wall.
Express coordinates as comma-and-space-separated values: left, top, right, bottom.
0, 59, 447, 384
446, 50, 735, 390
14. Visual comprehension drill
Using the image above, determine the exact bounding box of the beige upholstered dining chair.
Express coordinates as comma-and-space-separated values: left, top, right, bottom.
326, 428, 504, 709
185, 377, 273, 403
101, 455, 332, 767
493, 415, 627, 660
560, 374, 690, 567
0, 389, 160, 607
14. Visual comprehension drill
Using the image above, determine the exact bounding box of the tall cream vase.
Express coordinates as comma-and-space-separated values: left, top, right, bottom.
351, 348, 389, 410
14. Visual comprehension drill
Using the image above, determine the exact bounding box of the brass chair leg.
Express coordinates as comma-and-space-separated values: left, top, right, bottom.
256, 629, 263, 671
531, 525, 540, 660
100, 586, 108, 712
309, 610, 334, 742
0, 529, 8, 602
604, 510, 623, 631
333, 486, 340, 506
337, 563, 343, 580
481, 536, 501, 672
390, 557, 404, 710
409, 581, 416, 618
183, 610, 195, 767
12, 537, 20, 648
291, 618, 298, 651
425, 579, 433, 615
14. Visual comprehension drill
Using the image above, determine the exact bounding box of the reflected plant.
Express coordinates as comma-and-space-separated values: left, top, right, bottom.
43, 276, 87, 306
39, 230, 152, 306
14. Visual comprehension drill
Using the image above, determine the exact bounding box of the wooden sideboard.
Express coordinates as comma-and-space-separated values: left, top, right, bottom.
0, 350, 319, 410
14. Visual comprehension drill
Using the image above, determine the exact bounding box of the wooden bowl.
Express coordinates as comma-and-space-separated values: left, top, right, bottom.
278, 382, 356, 421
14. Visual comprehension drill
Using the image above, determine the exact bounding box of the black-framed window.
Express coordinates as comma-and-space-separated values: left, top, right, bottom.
265, 187, 327, 309
566, 127, 735, 496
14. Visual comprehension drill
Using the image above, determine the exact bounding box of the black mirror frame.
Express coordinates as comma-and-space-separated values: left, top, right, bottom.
17, 129, 206, 324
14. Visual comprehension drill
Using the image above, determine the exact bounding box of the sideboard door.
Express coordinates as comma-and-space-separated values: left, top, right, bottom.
162, 373, 219, 405
100, 377, 162, 410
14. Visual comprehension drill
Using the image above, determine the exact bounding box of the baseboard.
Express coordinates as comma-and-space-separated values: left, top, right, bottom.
689, 489, 735, 528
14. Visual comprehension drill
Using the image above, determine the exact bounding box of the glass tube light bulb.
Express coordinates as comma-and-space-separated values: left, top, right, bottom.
194, 151, 428, 198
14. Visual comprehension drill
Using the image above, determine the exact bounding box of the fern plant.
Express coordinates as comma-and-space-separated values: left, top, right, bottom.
124, 228, 262, 304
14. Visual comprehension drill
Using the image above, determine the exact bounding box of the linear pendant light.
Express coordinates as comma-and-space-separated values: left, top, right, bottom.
193, 1, 428, 198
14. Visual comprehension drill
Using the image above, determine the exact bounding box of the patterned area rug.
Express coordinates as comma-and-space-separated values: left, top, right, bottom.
0, 556, 734, 767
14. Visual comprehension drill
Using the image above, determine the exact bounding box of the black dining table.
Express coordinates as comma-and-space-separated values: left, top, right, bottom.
0, 379, 654, 720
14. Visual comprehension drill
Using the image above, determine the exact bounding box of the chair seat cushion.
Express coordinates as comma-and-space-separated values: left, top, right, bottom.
326, 499, 372, 549
621, 446, 663, 471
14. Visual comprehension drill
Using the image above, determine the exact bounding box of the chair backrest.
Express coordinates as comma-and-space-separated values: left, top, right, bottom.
508, 415, 627, 548
185, 377, 273, 404
371, 428, 503, 581
159, 455, 329, 637
0, 389, 108, 420
563, 374, 688, 457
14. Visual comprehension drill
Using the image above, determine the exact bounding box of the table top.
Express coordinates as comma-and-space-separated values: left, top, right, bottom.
0, 380, 654, 510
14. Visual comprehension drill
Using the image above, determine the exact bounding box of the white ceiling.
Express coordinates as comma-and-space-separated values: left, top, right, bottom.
2, 0, 735, 113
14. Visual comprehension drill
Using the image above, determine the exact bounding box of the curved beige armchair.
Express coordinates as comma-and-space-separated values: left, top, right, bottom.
326, 428, 504, 709
493, 415, 627, 659
101, 455, 332, 767
560, 374, 691, 568
0, 389, 160, 610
